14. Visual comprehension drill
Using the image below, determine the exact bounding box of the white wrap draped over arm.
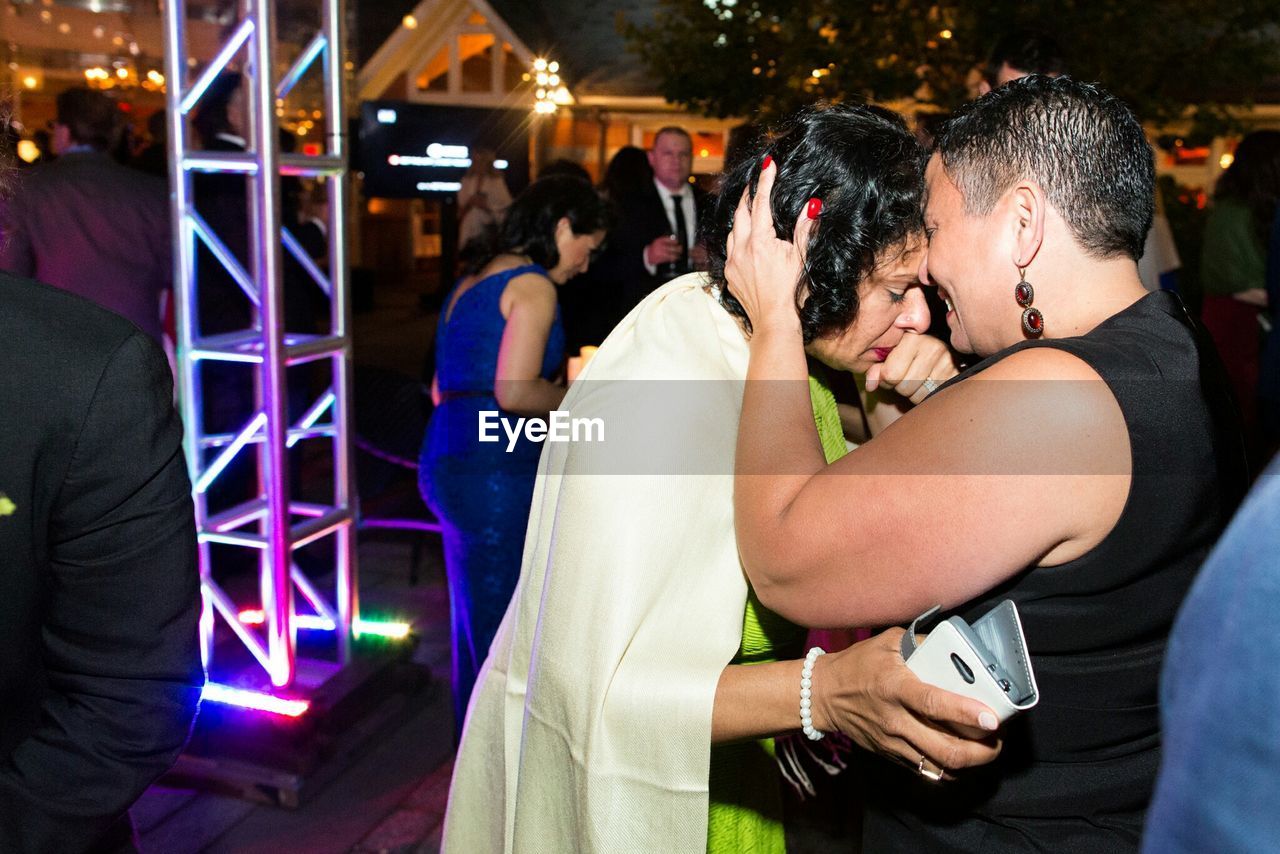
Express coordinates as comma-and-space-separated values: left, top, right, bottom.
442, 274, 753, 853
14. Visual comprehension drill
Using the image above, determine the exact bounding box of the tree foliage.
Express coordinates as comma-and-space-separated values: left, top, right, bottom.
624, 0, 1280, 126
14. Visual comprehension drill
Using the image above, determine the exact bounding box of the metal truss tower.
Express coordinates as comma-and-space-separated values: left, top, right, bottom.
163, 0, 356, 694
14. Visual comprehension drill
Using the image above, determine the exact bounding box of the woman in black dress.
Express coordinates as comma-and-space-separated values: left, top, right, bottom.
726, 76, 1247, 851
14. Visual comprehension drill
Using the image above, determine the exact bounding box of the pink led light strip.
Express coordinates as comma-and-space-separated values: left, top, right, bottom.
200, 682, 310, 717
237, 609, 411, 639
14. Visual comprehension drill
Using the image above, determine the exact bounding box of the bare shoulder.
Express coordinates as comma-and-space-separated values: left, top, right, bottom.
504, 270, 556, 304
978, 345, 1104, 382
865, 344, 1128, 481
499, 269, 556, 321
964, 347, 1123, 446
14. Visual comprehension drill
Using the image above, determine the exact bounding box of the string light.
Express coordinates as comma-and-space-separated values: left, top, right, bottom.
531, 57, 569, 115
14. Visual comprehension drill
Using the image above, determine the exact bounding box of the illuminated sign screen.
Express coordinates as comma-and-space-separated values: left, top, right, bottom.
357, 101, 531, 199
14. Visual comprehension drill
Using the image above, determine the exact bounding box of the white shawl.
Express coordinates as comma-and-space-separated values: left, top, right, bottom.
442, 274, 753, 853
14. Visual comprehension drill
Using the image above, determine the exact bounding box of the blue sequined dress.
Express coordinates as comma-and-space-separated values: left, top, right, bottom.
420, 263, 565, 733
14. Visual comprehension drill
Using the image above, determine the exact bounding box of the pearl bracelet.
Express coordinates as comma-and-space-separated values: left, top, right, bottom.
800, 646, 826, 741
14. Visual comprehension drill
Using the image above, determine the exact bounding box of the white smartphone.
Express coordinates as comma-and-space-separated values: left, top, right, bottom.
903, 602, 1039, 724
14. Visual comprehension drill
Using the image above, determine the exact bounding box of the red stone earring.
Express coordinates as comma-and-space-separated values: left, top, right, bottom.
1015, 268, 1044, 337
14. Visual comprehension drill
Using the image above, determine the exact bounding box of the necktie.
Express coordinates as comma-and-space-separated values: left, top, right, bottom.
670, 193, 689, 254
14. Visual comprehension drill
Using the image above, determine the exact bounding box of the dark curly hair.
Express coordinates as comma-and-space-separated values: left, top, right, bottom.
705, 103, 926, 344
499, 175, 611, 271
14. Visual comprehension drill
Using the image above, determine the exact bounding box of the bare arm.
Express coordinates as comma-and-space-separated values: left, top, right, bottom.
859, 332, 963, 437
494, 272, 567, 415
838, 401, 870, 444
711, 630, 1001, 772
737, 341, 1129, 627
861, 388, 911, 436
726, 162, 1129, 627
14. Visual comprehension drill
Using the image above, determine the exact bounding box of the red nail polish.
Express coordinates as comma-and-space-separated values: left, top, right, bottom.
806, 197, 823, 219
762, 154, 773, 169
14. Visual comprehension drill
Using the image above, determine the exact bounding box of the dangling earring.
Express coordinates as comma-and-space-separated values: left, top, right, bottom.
1015, 267, 1044, 337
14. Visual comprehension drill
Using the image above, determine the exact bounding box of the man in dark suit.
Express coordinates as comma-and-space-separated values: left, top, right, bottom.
609, 126, 709, 315
0, 87, 170, 341
0, 268, 203, 852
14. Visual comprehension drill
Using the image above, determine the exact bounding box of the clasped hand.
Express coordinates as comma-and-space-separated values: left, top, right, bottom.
811, 629, 1002, 778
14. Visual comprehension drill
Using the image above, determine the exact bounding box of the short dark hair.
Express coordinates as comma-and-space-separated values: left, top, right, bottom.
500, 175, 611, 270
652, 126, 691, 149
705, 103, 925, 343
56, 87, 120, 151
984, 29, 1067, 86
935, 75, 1154, 261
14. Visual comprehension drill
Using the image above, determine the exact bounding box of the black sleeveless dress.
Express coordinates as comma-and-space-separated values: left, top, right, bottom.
861, 291, 1248, 853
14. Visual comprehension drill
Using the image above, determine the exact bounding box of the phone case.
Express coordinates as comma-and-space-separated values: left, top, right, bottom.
900, 600, 1039, 723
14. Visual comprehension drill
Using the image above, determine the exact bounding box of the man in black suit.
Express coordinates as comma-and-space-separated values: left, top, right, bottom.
0, 266, 203, 852
561, 128, 710, 350
610, 126, 709, 314
0, 87, 170, 341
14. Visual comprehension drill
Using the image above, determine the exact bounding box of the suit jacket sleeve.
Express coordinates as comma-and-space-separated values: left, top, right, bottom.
0, 331, 203, 854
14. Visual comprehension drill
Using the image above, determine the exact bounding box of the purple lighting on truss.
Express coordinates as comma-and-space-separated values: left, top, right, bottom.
201, 682, 310, 717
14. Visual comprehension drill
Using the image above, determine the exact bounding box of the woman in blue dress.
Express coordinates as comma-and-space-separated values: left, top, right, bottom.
421, 176, 609, 731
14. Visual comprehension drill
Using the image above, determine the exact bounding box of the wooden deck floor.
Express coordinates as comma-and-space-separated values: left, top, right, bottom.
135, 535, 456, 854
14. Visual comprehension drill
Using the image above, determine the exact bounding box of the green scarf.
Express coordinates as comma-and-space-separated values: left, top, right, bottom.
707, 366, 847, 854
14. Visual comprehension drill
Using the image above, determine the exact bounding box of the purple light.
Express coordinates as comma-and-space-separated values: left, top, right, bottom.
237, 608, 410, 639
201, 682, 310, 717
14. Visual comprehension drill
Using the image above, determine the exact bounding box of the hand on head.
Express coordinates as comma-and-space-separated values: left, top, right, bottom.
724, 157, 818, 336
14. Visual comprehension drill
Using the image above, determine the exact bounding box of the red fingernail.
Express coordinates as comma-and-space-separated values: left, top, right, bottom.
806, 197, 823, 219
762, 154, 773, 169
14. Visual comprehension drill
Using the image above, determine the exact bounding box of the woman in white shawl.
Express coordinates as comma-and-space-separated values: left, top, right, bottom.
443, 104, 1001, 854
